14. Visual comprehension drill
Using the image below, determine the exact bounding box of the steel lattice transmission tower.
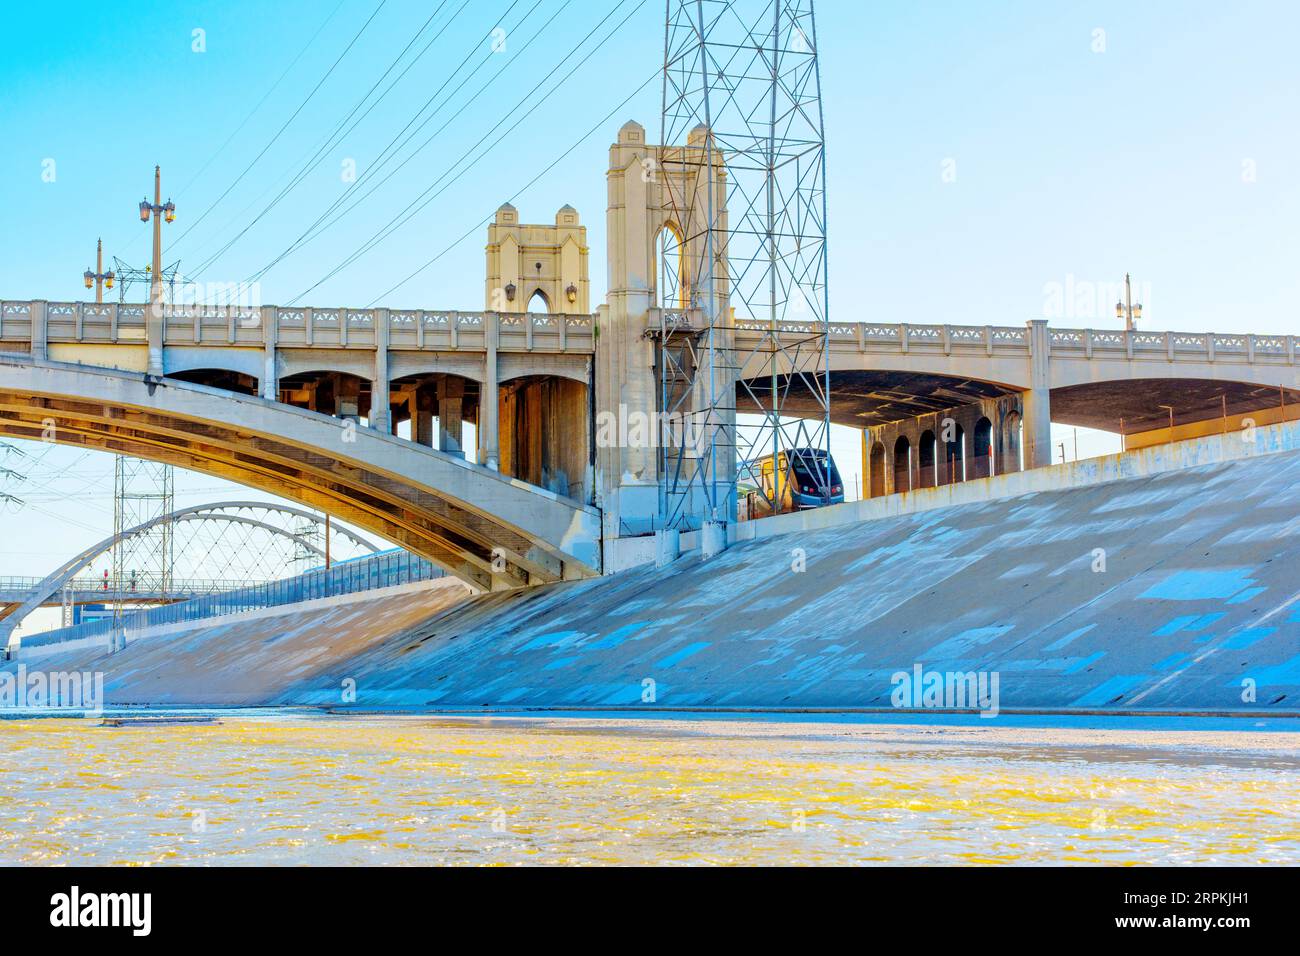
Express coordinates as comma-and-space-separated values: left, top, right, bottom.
659, 0, 832, 529
110, 456, 175, 623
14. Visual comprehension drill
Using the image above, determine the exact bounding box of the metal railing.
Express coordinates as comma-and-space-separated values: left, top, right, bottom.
18, 549, 442, 651
0, 575, 256, 595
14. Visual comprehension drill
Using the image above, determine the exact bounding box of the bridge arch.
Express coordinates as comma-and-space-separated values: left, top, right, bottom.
868, 441, 886, 498
167, 367, 259, 396
1000, 410, 1023, 473
918, 429, 937, 487
277, 352, 374, 381
736, 368, 1025, 429
944, 422, 966, 484
0, 357, 601, 591
1049, 377, 1300, 439
972, 416, 994, 478
892, 435, 911, 492
389, 371, 479, 456
497, 374, 591, 502
277, 368, 373, 423
164, 347, 263, 382
0, 502, 381, 645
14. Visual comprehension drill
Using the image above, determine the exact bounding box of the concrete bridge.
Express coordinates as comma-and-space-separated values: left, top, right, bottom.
3, 119, 1296, 579
0, 356, 601, 591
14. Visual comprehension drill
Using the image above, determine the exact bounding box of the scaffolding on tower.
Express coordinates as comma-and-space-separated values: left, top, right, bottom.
658, 0, 832, 530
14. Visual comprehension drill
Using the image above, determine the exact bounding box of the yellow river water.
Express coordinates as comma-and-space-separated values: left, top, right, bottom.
0, 714, 1296, 865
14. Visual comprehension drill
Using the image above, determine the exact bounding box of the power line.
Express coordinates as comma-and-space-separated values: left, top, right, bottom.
294, 0, 651, 304
244, 0, 569, 288
184, 0, 468, 282
112, 0, 350, 261
169, 0, 390, 251
180, 0, 351, 196
367, 66, 659, 306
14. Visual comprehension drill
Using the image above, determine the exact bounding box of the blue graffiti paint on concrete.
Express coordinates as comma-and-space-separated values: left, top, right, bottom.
1043, 624, 1096, 651
656, 641, 711, 669
588, 620, 652, 650
1073, 674, 1146, 706
1064, 651, 1106, 675
1153, 612, 1227, 636
1221, 627, 1277, 650
518, 630, 585, 652
926, 624, 1015, 660
1236, 654, 1300, 687
1140, 569, 1256, 601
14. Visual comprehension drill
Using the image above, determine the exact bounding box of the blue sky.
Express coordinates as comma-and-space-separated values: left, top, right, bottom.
1, 1, 1297, 619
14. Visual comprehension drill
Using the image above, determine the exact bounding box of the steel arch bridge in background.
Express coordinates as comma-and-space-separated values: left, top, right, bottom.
0, 501, 382, 644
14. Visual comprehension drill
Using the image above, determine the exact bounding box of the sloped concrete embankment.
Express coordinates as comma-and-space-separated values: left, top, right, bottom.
10, 442, 1300, 713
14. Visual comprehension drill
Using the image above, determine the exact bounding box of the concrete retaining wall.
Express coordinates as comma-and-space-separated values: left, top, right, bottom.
6, 424, 1300, 714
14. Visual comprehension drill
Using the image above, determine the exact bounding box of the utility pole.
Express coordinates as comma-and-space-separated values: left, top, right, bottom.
138, 166, 175, 376
1115, 273, 1143, 331
82, 238, 115, 303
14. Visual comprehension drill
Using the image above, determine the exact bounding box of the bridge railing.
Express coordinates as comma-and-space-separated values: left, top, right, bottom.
0, 575, 260, 597
17, 549, 443, 652
729, 319, 1298, 364
0, 301, 597, 354
1044, 327, 1295, 363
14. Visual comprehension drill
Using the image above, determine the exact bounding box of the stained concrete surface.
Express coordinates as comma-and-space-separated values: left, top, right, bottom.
8, 443, 1300, 713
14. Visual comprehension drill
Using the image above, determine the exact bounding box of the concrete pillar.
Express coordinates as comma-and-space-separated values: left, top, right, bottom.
414, 403, 435, 447
30, 300, 47, 363
909, 423, 923, 492
147, 301, 164, 377
860, 427, 869, 501
883, 437, 896, 496
260, 305, 278, 401
700, 521, 727, 558
1024, 319, 1053, 469
371, 308, 391, 433
437, 378, 465, 458
336, 375, 360, 422
482, 313, 500, 470
963, 408, 977, 479
655, 528, 680, 567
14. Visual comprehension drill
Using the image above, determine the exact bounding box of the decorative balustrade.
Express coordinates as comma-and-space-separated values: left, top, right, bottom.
793, 322, 1297, 364
0, 301, 596, 354
1, 300, 1293, 367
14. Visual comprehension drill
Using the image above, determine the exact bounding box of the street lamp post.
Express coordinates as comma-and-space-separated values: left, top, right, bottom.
1115, 273, 1143, 331
82, 238, 115, 304
139, 166, 176, 376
